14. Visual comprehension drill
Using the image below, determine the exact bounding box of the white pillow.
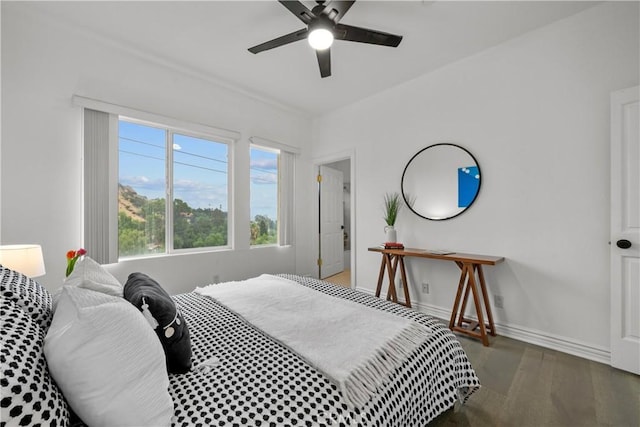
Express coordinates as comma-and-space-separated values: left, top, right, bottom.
44, 286, 173, 427
64, 256, 123, 297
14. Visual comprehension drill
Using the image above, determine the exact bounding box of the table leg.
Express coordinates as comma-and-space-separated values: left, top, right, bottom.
467, 267, 489, 346
375, 255, 387, 298
384, 254, 399, 303
450, 262, 492, 346
375, 252, 412, 308
457, 267, 472, 327
449, 263, 469, 329
477, 265, 496, 336
398, 256, 411, 308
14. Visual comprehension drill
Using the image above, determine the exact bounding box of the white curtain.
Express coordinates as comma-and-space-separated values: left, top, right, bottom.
278, 150, 295, 246
83, 109, 118, 264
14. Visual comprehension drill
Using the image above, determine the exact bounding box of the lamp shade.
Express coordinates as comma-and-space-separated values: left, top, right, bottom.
0, 244, 46, 277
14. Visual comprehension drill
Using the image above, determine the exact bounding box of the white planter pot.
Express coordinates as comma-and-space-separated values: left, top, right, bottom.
384, 226, 397, 243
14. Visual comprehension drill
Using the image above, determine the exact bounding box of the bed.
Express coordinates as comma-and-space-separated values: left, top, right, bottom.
1, 262, 480, 427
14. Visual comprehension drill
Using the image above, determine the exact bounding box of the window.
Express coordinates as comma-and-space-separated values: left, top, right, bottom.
250, 146, 279, 245
78, 96, 295, 264
118, 119, 230, 258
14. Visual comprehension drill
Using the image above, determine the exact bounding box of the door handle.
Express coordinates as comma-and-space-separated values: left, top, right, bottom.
616, 239, 632, 249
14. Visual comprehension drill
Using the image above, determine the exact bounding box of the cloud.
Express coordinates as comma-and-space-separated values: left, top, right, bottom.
251, 173, 277, 185
173, 143, 182, 150
250, 158, 277, 170
173, 179, 228, 209
121, 175, 159, 187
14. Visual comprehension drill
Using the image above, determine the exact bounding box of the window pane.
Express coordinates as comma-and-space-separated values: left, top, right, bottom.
118, 121, 166, 257
173, 133, 228, 249
250, 147, 278, 245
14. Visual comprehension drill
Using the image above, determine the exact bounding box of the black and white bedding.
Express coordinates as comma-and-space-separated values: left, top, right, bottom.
171, 274, 479, 426
1, 265, 480, 427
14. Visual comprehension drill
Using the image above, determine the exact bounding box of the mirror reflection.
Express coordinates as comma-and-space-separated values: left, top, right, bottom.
401, 143, 481, 220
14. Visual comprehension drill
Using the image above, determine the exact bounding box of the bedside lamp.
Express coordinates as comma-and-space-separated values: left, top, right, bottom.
0, 244, 46, 277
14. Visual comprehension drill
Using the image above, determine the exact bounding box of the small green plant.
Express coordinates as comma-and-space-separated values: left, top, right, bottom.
383, 192, 403, 226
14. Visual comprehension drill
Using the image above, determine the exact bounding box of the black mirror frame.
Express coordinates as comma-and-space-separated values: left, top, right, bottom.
400, 143, 482, 221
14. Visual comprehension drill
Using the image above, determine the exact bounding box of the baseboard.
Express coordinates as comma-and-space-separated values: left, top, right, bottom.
490, 320, 611, 365
356, 287, 611, 366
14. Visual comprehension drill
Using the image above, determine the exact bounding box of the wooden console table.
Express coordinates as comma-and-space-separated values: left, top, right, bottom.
369, 247, 504, 346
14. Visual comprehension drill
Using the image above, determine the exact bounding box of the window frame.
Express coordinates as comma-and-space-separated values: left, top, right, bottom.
249, 143, 280, 247
248, 136, 298, 249
118, 116, 235, 258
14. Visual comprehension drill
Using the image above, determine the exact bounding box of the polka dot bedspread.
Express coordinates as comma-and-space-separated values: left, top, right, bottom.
169, 274, 480, 427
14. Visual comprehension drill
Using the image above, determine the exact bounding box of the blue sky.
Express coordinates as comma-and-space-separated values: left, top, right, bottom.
119, 120, 278, 220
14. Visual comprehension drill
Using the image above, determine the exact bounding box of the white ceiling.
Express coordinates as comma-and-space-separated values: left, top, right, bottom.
17, 1, 598, 117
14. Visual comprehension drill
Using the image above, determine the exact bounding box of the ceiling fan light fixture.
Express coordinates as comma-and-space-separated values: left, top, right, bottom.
248, 0, 403, 78
308, 28, 334, 50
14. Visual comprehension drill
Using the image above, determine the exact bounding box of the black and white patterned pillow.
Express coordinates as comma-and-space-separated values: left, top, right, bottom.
0, 266, 53, 330
1, 298, 69, 427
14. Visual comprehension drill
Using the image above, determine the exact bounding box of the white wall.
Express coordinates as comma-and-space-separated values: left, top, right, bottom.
1, 5, 315, 294
3, 1, 638, 361
311, 2, 639, 359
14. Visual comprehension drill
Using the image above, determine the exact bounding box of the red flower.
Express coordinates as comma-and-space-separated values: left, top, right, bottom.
65, 248, 86, 277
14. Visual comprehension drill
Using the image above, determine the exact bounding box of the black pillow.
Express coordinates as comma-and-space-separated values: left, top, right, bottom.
123, 272, 192, 374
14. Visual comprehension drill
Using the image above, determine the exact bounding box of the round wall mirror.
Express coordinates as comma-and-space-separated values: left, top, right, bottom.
401, 143, 481, 220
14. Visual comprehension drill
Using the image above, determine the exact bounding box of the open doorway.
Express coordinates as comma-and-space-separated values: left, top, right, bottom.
318, 158, 352, 288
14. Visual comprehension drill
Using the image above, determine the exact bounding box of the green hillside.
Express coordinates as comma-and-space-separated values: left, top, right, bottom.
118, 185, 275, 256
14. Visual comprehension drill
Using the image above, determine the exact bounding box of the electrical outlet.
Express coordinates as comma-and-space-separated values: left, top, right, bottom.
494, 295, 504, 309
422, 282, 430, 293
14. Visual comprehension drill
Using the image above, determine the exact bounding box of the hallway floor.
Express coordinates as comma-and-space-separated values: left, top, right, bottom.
324, 269, 351, 288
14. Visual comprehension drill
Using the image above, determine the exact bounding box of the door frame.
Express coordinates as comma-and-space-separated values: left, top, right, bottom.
314, 150, 356, 288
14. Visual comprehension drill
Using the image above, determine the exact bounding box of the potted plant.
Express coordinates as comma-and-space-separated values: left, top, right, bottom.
383, 192, 402, 242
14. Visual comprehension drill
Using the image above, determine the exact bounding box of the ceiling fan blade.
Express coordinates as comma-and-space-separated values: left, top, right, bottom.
321, 1, 355, 23
248, 28, 309, 54
334, 23, 402, 47
316, 48, 331, 78
278, 0, 315, 25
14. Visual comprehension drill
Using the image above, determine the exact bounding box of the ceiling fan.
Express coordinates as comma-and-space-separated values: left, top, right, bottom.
248, 0, 403, 78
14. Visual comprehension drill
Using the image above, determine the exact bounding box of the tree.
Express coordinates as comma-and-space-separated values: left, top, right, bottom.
250, 214, 276, 245
119, 187, 230, 254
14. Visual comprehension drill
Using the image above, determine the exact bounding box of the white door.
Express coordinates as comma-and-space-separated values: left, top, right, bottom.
319, 165, 344, 279
610, 86, 640, 375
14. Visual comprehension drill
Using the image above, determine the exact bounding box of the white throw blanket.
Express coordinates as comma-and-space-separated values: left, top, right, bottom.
195, 274, 431, 408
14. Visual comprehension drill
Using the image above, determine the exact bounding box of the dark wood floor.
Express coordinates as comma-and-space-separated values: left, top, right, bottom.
431, 334, 640, 427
